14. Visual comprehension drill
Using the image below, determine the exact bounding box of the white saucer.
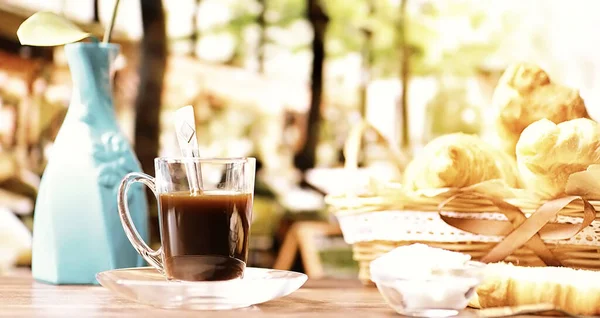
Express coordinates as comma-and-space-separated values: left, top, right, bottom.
96, 267, 307, 310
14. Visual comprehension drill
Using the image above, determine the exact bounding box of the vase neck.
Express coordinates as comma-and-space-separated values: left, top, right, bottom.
64, 43, 120, 125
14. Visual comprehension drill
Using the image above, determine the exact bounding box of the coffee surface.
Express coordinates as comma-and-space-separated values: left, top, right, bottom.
158, 191, 252, 281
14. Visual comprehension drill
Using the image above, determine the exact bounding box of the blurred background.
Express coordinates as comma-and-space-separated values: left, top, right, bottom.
1, 0, 600, 278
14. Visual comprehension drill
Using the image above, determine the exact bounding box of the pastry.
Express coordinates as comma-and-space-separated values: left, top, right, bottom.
471, 262, 600, 316
516, 118, 600, 199
492, 63, 589, 156
403, 133, 521, 190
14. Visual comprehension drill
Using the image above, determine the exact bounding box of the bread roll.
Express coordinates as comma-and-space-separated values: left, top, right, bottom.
472, 263, 600, 316
492, 63, 589, 156
516, 118, 600, 199
403, 133, 521, 190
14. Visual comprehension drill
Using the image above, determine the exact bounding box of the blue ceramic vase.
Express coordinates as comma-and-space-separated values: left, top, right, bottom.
32, 42, 148, 285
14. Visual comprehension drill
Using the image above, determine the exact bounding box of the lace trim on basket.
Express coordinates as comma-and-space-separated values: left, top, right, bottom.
337, 210, 600, 247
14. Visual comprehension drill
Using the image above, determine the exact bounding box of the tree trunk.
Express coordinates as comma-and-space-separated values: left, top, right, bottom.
294, 0, 329, 173
398, 0, 410, 149
257, 0, 266, 73
134, 0, 166, 176
359, 3, 374, 118
135, 0, 166, 246
93, 0, 100, 23
190, 0, 201, 56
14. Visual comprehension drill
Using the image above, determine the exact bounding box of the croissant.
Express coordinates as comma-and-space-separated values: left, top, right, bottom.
471, 262, 600, 316
492, 63, 589, 156
516, 118, 600, 199
403, 133, 521, 190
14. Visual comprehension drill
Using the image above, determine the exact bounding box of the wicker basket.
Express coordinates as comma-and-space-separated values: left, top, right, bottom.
326, 122, 600, 285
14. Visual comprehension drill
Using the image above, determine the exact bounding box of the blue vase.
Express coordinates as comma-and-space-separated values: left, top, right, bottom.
32, 42, 148, 285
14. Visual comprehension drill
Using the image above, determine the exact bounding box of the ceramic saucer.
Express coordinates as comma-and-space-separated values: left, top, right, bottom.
96, 267, 307, 310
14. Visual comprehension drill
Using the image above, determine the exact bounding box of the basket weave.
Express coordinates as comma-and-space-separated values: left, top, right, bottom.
326, 121, 600, 285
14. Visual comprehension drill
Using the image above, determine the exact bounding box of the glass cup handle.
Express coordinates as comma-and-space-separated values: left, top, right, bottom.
117, 172, 163, 273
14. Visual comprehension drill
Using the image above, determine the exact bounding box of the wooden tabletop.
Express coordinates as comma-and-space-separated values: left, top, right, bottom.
0, 269, 399, 318
0, 270, 553, 318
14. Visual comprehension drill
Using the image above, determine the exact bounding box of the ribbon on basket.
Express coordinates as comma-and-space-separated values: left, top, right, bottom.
437, 193, 596, 266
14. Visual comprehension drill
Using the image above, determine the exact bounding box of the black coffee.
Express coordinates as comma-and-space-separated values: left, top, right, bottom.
158, 191, 252, 281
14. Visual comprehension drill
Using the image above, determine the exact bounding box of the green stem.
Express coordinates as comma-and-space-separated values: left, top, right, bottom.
103, 0, 121, 43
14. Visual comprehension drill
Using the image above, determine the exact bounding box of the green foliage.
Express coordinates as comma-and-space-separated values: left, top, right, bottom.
324, 0, 402, 78
265, 0, 306, 27
194, 0, 516, 80
185, 0, 519, 79
405, 0, 514, 76
323, 0, 368, 55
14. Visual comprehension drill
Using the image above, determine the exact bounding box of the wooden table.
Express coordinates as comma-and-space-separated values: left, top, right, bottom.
0, 270, 397, 317
0, 270, 553, 317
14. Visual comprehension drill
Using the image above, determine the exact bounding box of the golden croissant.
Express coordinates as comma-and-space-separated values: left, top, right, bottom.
403, 133, 521, 190
492, 63, 589, 156
516, 117, 600, 199
471, 262, 600, 316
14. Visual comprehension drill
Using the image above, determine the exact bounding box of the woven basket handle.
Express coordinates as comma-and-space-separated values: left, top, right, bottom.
342, 119, 408, 172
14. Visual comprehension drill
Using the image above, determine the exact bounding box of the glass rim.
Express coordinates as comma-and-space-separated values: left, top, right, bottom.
154, 157, 255, 164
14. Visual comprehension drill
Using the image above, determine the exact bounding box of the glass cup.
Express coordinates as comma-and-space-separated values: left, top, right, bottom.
117, 157, 255, 281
